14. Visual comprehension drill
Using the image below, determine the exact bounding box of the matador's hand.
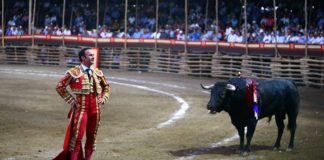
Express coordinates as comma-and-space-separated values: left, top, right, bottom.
98, 97, 105, 104
71, 100, 78, 109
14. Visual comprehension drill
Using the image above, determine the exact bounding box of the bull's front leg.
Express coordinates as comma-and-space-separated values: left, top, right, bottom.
245, 119, 257, 152
236, 126, 245, 152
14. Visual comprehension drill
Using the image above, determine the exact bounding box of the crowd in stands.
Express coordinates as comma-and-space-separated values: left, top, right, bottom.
2, 0, 324, 44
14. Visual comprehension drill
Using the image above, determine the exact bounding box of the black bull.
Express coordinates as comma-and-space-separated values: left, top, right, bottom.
201, 78, 300, 152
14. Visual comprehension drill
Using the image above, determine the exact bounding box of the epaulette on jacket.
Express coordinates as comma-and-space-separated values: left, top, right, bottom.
91, 66, 104, 77
67, 66, 83, 78
67, 65, 104, 78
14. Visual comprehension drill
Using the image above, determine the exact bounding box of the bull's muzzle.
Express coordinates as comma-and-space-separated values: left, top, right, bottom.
207, 104, 217, 114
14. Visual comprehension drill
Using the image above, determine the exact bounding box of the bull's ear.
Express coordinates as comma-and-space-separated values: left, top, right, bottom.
226, 84, 236, 91
200, 84, 213, 90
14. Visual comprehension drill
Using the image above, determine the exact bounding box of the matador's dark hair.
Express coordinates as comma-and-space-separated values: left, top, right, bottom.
78, 47, 91, 62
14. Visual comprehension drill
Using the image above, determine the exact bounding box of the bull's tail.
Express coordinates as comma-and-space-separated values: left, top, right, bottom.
286, 79, 299, 130
287, 106, 299, 131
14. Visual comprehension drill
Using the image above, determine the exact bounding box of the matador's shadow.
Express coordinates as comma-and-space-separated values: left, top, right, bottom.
169, 144, 272, 157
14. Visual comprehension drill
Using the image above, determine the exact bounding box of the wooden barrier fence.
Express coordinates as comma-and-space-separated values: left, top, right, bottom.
0, 46, 323, 89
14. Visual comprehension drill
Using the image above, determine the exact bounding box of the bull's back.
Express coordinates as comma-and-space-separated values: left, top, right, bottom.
258, 80, 300, 117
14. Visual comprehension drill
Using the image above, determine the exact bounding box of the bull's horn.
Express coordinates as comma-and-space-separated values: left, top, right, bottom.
200, 84, 213, 90
226, 84, 236, 91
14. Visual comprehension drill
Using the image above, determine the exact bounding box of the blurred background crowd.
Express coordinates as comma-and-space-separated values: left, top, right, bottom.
1, 0, 323, 44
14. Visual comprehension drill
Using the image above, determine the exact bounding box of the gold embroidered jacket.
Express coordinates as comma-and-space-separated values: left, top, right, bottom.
56, 65, 110, 105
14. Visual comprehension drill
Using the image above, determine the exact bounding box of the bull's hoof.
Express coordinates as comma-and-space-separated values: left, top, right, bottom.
241, 151, 249, 156
209, 111, 217, 114
273, 147, 280, 151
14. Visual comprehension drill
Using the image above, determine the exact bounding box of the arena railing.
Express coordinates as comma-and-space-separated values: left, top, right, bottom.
1, 35, 323, 89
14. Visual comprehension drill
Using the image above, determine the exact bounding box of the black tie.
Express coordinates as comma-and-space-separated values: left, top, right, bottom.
85, 69, 91, 80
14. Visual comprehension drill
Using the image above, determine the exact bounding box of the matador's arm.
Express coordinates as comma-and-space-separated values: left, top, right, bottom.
56, 73, 75, 105
99, 75, 111, 104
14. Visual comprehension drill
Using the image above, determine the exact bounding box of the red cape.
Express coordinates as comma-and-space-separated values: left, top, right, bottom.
53, 109, 84, 160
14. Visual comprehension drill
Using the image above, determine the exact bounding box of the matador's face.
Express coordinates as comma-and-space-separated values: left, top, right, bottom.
82, 50, 95, 66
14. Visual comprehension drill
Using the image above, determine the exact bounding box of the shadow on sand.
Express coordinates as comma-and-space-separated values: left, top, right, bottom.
169, 144, 272, 157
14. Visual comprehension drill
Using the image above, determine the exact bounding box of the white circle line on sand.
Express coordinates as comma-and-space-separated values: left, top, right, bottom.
0, 69, 189, 128
109, 81, 189, 128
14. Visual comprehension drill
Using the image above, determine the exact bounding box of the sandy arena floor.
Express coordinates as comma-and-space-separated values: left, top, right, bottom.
0, 64, 323, 160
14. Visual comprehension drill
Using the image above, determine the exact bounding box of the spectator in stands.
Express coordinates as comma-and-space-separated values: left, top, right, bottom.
188, 28, 201, 41
71, 25, 79, 35
272, 31, 285, 43
307, 32, 315, 44
151, 29, 161, 39
312, 32, 323, 44
201, 30, 211, 41
177, 30, 186, 40
262, 31, 273, 43
42, 26, 51, 35
225, 25, 233, 37
160, 28, 169, 39
288, 32, 299, 43
8, 19, 16, 27
63, 26, 72, 36
297, 32, 306, 44
142, 28, 152, 39
89, 29, 98, 37
226, 30, 237, 42
235, 31, 243, 43
11, 26, 19, 35
248, 32, 258, 42
319, 33, 324, 44
212, 30, 223, 41
131, 27, 142, 38
17, 26, 25, 35
115, 29, 130, 38
78, 24, 87, 36
53, 26, 63, 35
169, 26, 177, 39
44, 15, 51, 27
100, 28, 113, 38
3, 0, 324, 45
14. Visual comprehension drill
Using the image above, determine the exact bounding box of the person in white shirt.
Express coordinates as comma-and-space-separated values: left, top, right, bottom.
307, 33, 315, 44
212, 31, 222, 41
116, 29, 130, 38
54, 27, 63, 35
319, 33, 324, 44
297, 32, 306, 43
289, 33, 300, 43
177, 31, 186, 40
201, 30, 211, 40
312, 33, 322, 44
227, 30, 237, 42
262, 32, 273, 43
225, 26, 233, 37
272, 31, 285, 43
235, 31, 243, 43
63, 27, 72, 36
150, 29, 161, 39
100, 28, 112, 38
12, 26, 19, 35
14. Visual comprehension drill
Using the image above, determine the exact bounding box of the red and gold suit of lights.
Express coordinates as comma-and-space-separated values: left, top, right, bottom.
54, 65, 110, 160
